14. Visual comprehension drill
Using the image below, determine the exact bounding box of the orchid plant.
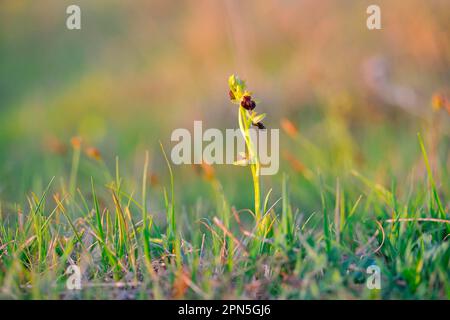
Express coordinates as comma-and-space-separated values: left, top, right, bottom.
228, 74, 268, 231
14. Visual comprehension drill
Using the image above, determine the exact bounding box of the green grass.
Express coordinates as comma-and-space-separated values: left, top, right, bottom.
1, 0, 449, 301
0, 112, 448, 299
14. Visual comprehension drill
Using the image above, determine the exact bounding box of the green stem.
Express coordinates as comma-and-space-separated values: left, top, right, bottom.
239, 107, 261, 223
252, 163, 261, 222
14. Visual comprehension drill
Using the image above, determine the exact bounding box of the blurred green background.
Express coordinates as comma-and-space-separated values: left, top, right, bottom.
0, 0, 449, 213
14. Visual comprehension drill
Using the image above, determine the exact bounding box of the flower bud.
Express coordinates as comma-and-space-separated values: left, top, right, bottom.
252, 122, 265, 129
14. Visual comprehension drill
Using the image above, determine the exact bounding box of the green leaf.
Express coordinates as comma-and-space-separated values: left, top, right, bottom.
251, 113, 266, 124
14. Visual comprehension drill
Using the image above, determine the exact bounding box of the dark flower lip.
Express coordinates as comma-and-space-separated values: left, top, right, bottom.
252, 122, 266, 129
241, 95, 256, 110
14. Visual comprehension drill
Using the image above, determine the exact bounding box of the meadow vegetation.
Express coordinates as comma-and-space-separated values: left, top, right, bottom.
0, 0, 449, 299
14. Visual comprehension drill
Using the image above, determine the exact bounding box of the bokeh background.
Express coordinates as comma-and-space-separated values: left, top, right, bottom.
0, 0, 449, 213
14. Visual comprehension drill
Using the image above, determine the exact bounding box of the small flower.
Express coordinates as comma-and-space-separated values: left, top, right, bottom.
70, 136, 82, 150
85, 147, 101, 161
44, 135, 67, 155
431, 93, 450, 114
432, 93, 444, 111
241, 95, 256, 110
283, 150, 306, 174
191, 163, 215, 180
201, 162, 215, 181
149, 172, 159, 186
280, 118, 298, 138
